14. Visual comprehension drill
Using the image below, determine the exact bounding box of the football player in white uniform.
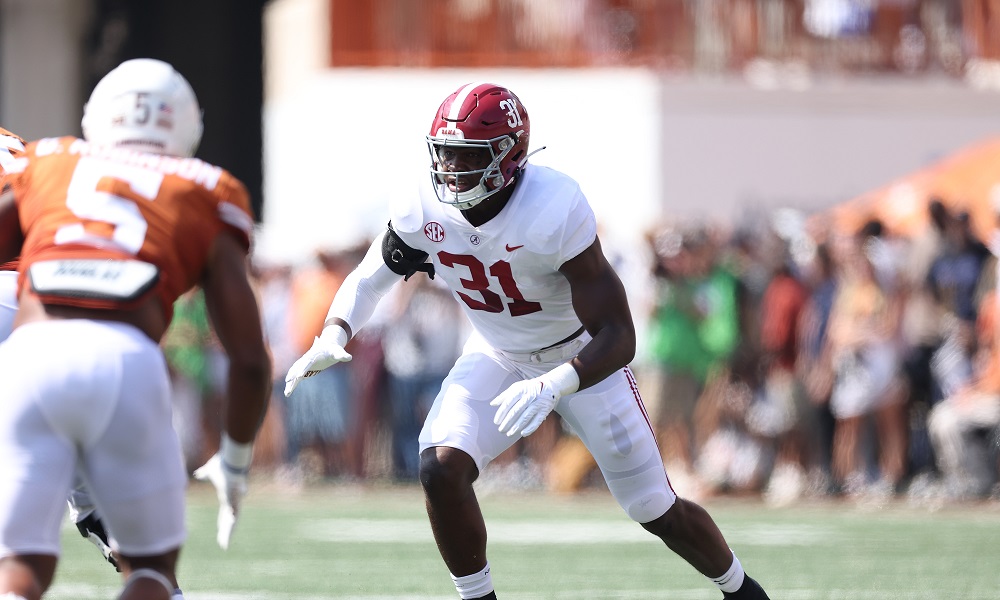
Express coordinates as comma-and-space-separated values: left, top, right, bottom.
0, 128, 137, 587
285, 83, 770, 600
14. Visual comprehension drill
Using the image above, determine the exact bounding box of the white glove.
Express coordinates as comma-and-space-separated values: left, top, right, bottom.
193, 441, 250, 550
491, 363, 580, 437
284, 325, 352, 397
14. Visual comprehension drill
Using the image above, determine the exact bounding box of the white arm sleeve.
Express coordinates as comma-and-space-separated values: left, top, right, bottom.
325, 231, 402, 336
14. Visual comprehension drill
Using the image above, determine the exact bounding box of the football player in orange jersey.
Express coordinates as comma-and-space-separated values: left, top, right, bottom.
0, 127, 130, 586
0, 59, 271, 600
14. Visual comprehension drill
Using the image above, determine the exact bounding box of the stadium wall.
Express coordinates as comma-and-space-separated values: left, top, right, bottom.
258, 68, 1000, 263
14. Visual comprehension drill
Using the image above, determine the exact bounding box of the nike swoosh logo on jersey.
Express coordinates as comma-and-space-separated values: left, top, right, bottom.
505, 244, 524, 252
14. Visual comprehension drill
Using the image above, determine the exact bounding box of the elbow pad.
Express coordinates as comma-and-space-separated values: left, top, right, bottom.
382, 222, 435, 281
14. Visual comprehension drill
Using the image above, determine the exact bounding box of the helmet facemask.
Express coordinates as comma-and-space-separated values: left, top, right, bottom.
427, 133, 518, 210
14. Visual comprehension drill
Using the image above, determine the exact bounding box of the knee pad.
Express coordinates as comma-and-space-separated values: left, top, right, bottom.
125, 568, 173, 596
624, 489, 674, 523
605, 470, 676, 523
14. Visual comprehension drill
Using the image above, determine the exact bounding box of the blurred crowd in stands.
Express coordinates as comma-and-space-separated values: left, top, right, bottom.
165, 196, 1000, 506
634, 199, 998, 506
330, 0, 1000, 89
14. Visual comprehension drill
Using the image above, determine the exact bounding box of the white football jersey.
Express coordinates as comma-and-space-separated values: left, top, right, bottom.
390, 164, 597, 354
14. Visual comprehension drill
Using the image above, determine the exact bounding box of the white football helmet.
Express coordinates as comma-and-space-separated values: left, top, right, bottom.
82, 58, 203, 158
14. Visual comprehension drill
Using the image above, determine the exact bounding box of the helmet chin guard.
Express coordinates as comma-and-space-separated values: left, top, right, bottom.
426, 83, 530, 210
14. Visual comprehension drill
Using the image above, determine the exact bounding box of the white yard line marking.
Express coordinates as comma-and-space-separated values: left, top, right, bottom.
298, 518, 836, 546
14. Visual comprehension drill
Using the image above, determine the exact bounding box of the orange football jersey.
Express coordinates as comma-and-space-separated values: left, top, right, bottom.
3, 136, 254, 322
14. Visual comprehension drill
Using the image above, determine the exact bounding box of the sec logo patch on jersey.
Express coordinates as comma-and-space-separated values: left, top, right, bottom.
425, 221, 445, 242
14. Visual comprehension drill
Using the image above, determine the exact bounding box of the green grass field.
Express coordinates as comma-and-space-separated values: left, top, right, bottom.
44, 480, 1000, 599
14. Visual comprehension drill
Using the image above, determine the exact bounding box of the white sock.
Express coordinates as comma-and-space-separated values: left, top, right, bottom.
172, 589, 185, 600
710, 551, 745, 594
0, 594, 31, 600
125, 568, 173, 595
450, 561, 493, 599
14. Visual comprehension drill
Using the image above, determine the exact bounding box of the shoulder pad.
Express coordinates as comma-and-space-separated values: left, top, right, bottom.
389, 185, 425, 234
524, 175, 586, 249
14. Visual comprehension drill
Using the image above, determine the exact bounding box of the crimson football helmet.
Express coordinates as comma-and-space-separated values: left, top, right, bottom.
426, 82, 530, 209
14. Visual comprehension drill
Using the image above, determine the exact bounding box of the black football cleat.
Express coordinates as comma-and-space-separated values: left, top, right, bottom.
76, 512, 121, 572
723, 575, 770, 600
